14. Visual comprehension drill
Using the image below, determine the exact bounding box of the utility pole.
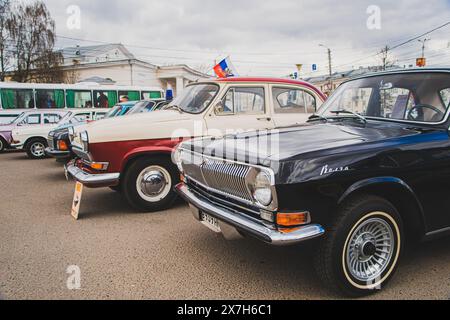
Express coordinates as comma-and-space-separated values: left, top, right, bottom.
418, 38, 430, 59
417, 38, 430, 68
380, 45, 390, 71
319, 44, 333, 94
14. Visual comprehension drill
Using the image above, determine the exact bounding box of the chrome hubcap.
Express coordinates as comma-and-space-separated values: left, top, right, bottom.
346, 217, 395, 283
141, 171, 166, 196
31, 142, 45, 157
136, 165, 172, 202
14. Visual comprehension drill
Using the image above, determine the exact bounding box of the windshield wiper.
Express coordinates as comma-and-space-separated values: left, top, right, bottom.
165, 105, 183, 114
330, 110, 367, 124
307, 114, 329, 123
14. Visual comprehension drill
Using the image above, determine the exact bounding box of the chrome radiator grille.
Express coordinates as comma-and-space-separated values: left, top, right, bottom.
182, 152, 253, 202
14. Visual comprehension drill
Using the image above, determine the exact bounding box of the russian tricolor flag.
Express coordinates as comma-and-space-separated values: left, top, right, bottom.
213, 57, 238, 78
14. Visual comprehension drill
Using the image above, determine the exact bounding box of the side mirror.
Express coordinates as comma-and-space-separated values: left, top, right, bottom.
214, 101, 224, 114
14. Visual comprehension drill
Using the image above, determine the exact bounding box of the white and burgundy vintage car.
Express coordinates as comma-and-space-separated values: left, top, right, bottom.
66, 77, 326, 212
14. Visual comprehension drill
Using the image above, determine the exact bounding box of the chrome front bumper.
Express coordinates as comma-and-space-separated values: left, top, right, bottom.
175, 183, 325, 246
66, 163, 120, 188
45, 147, 71, 159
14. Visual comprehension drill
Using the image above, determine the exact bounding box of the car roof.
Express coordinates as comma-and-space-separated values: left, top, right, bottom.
346, 68, 450, 82
201, 77, 327, 100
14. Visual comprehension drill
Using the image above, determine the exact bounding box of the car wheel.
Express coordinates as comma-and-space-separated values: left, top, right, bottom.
122, 156, 179, 212
315, 195, 403, 296
25, 138, 47, 159
0, 137, 6, 152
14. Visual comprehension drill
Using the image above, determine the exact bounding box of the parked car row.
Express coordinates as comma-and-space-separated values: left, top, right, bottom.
3, 70, 450, 297
0, 99, 169, 158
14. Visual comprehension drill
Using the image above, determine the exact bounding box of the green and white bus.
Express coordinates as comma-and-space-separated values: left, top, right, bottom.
0, 82, 164, 110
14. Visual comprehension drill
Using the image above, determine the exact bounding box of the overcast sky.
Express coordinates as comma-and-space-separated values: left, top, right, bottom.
38, 0, 450, 77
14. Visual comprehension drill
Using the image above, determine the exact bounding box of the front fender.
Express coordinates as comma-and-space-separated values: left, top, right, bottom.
120, 138, 186, 172
339, 177, 416, 204
121, 146, 175, 171
338, 176, 427, 232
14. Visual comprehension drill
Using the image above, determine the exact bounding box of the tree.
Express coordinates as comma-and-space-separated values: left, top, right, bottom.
0, 0, 12, 81
378, 45, 396, 71
8, 1, 64, 83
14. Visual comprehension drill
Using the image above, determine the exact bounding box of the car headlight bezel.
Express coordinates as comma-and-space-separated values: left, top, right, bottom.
68, 126, 75, 142
252, 170, 273, 207
173, 145, 184, 173
80, 131, 89, 152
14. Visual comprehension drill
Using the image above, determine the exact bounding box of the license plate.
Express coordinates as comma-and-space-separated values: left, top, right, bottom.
200, 212, 221, 233
71, 182, 83, 220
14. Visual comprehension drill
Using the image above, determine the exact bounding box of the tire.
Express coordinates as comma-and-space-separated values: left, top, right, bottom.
122, 156, 179, 212
25, 138, 48, 159
315, 194, 403, 297
0, 137, 6, 153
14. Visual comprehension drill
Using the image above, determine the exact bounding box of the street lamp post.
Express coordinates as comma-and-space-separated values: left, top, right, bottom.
319, 44, 333, 94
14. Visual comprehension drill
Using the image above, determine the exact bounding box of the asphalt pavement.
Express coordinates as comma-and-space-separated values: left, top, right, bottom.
1, 151, 449, 300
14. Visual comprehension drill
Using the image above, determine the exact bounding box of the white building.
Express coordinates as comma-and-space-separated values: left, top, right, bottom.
59, 44, 211, 96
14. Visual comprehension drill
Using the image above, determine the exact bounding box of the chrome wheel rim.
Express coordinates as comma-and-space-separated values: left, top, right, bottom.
346, 217, 395, 283
136, 165, 172, 202
31, 142, 45, 157
0, 139, 3, 151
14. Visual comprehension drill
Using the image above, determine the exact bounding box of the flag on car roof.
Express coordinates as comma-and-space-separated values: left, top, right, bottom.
213, 57, 238, 78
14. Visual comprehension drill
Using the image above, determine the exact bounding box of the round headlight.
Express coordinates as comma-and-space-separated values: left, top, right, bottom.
253, 171, 272, 206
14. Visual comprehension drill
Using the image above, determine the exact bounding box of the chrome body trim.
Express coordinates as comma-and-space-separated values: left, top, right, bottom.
66, 163, 120, 188
44, 147, 70, 158
176, 183, 325, 246
179, 148, 278, 211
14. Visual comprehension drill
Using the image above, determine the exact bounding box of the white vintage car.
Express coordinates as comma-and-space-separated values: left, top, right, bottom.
11, 109, 109, 159
67, 77, 326, 212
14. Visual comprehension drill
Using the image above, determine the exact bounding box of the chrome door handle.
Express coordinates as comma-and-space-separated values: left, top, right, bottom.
257, 117, 272, 121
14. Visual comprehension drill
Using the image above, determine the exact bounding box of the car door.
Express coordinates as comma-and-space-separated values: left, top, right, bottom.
205, 84, 275, 136
270, 85, 321, 127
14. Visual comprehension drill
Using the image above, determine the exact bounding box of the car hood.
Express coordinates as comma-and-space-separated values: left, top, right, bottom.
79, 110, 198, 143
0, 123, 16, 132
182, 121, 429, 166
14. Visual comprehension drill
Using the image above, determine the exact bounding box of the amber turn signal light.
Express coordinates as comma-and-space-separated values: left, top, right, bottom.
58, 140, 69, 151
276, 212, 310, 227
89, 162, 109, 171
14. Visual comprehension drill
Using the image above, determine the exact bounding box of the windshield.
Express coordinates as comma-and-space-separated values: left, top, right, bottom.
0, 112, 24, 125
128, 101, 155, 115
318, 72, 450, 123
167, 83, 219, 114
105, 105, 127, 118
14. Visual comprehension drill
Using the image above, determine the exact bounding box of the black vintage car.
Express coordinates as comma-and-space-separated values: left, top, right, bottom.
175, 69, 450, 296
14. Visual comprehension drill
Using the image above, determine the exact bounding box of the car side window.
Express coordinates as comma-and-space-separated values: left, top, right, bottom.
217, 87, 265, 115
43, 113, 62, 124
440, 88, 450, 108
24, 114, 41, 125
74, 113, 90, 122
273, 87, 316, 114
94, 112, 107, 120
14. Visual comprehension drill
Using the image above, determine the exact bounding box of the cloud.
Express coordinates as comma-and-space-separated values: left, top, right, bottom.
46, 0, 450, 76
